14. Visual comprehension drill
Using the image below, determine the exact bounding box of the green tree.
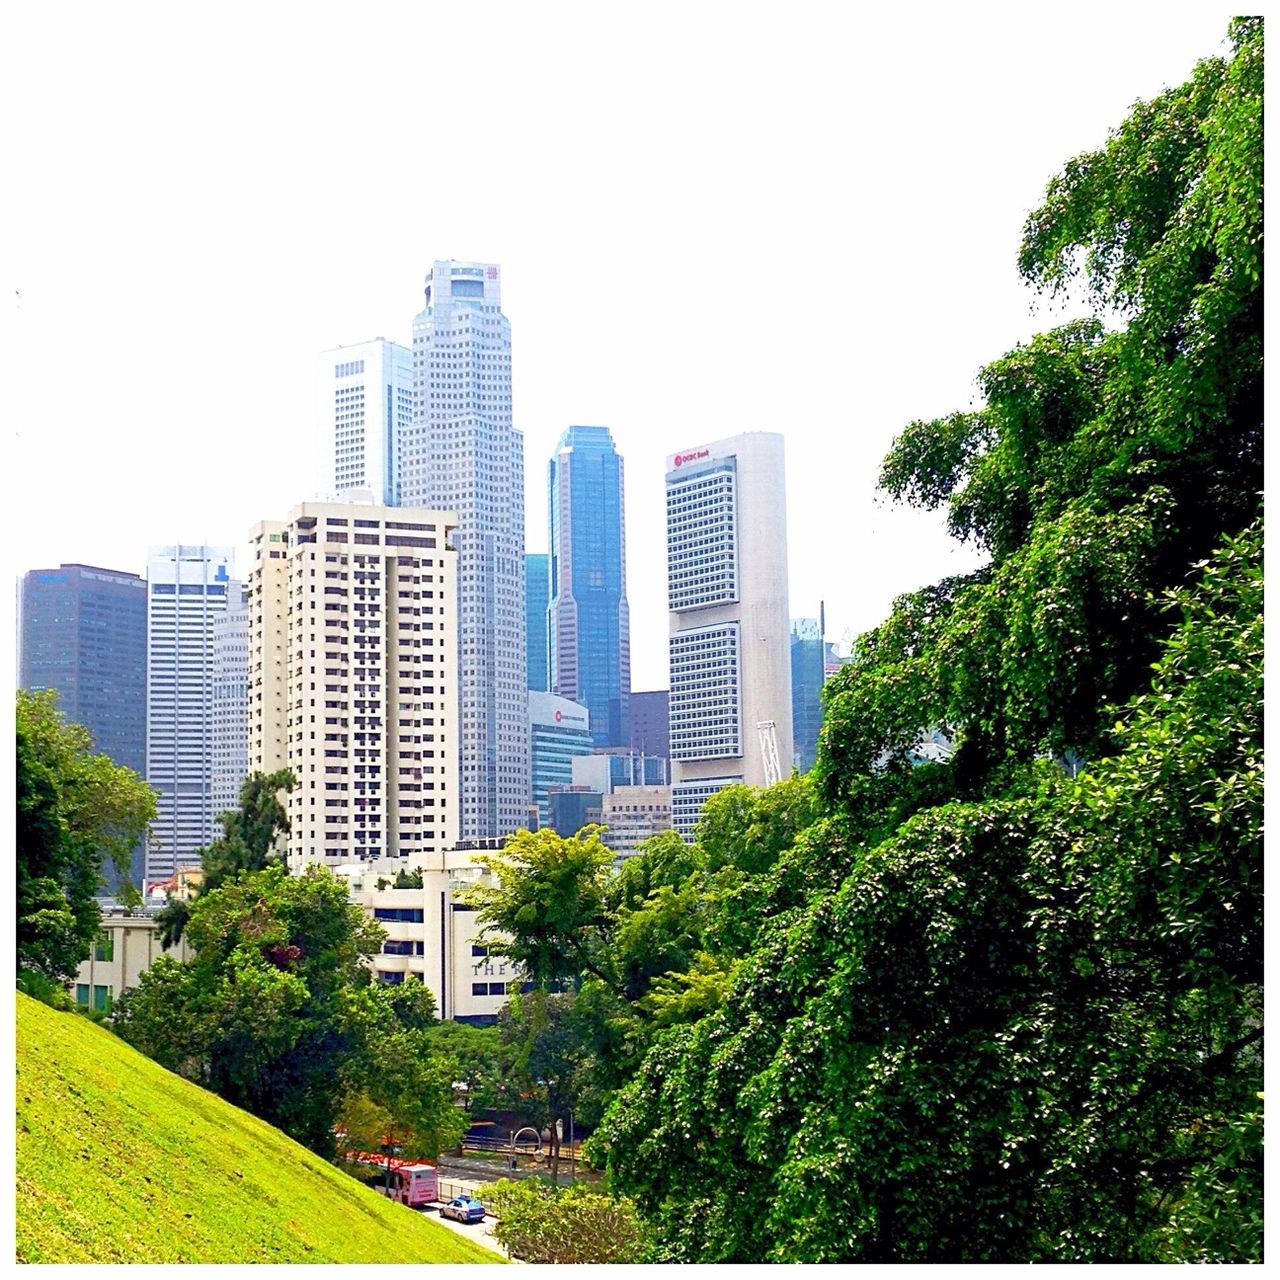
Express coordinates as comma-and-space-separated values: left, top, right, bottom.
337, 983, 465, 1164
485, 1177, 649, 1263
463, 826, 615, 989
16, 689, 156, 984
115, 865, 386, 1153
156, 770, 295, 947
429, 1020, 508, 1114
595, 19, 1262, 1263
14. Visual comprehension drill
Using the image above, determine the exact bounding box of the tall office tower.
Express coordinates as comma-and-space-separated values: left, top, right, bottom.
247, 497, 458, 871
528, 691, 593, 828
324, 339, 413, 504
548, 426, 631, 748
629, 689, 670, 760
210, 582, 248, 821
145, 546, 234, 880
525, 552, 550, 692
665, 433, 793, 837
404, 260, 527, 840
19, 564, 147, 888
790, 617, 825, 772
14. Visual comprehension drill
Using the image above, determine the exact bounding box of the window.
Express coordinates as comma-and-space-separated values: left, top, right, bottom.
75, 984, 90, 1005
93, 985, 112, 1012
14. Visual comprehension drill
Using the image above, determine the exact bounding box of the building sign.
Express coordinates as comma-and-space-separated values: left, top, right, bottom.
671, 448, 711, 468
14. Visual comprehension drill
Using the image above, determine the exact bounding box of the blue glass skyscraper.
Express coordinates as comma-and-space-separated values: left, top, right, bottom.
548, 426, 630, 748
525, 552, 550, 692
20, 563, 148, 890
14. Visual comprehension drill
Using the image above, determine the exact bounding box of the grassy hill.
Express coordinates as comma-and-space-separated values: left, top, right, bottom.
15, 994, 502, 1264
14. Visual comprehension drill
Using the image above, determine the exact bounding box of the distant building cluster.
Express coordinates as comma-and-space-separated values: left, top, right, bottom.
22, 258, 846, 1020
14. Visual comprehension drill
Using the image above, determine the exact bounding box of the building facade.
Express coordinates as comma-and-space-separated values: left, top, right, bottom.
571, 750, 669, 792
665, 434, 793, 837
547, 786, 604, 837
340, 858, 528, 1023
325, 338, 413, 506
790, 617, 825, 773
528, 691, 593, 828
628, 689, 670, 760
19, 563, 147, 888
246, 498, 458, 871
600, 786, 673, 859
211, 583, 248, 821
145, 546, 234, 880
525, 552, 550, 692
548, 426, 630, 748
72, 911, 194, 1013
404, 260, 528, 841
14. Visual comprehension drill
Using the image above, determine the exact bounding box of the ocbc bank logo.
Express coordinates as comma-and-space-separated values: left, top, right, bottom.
673, 449, 710, 468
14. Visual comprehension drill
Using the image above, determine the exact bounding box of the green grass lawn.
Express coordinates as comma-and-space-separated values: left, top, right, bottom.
15, 994, 503, 1263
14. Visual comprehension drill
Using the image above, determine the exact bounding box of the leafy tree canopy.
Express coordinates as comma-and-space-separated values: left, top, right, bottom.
116, 865, 393, 1153
156, 770, 295, 948
16, 689, 156, 983
594, 19, 1262, 1264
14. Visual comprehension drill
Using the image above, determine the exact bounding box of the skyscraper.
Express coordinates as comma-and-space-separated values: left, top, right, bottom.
790, 617, 825, 772
19, 563, 147, 889
246, 497, 458, 870
403, 260, 528, 840
665, 433, 793, 837
210, 582, 248, 821
145, 545, 234, 880
525, 552, 550, 692
324, 338, 413, 505
548, 426, 630, 748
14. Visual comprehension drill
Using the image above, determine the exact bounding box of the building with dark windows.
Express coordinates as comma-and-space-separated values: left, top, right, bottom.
19, 563, 147, 889
548, 426, 630, 749
525, 552, 550, 692
629, 689, 670, 760
791, 617, 825, 772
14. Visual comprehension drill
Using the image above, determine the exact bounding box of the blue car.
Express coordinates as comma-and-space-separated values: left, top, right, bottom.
440, 1195, 486, 1224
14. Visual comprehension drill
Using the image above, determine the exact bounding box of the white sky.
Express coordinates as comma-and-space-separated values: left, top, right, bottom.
5, 3, 1238, 692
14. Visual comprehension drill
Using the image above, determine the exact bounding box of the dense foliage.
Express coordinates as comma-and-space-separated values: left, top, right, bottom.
16, 689, 156, 984
585, 20, 1262, 1263
114, 865, 462, 1158
484, 1176, 649, 1263
156, 769, 295, 947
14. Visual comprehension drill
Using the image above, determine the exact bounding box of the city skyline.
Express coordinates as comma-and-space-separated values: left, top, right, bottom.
6, 11, 1232, 697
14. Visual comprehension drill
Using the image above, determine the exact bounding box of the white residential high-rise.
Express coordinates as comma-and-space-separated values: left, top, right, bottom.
210, 582, 248, 822
246, 497, 458, 871
664, 433, 794, 837
403, 260, 528, 840
324, 338, 413, 505
145, 545, 235, 880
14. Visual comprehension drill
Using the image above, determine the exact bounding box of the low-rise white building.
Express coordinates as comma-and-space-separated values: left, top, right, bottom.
71, 912, 193, 1012
337, 853, 521, 1023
